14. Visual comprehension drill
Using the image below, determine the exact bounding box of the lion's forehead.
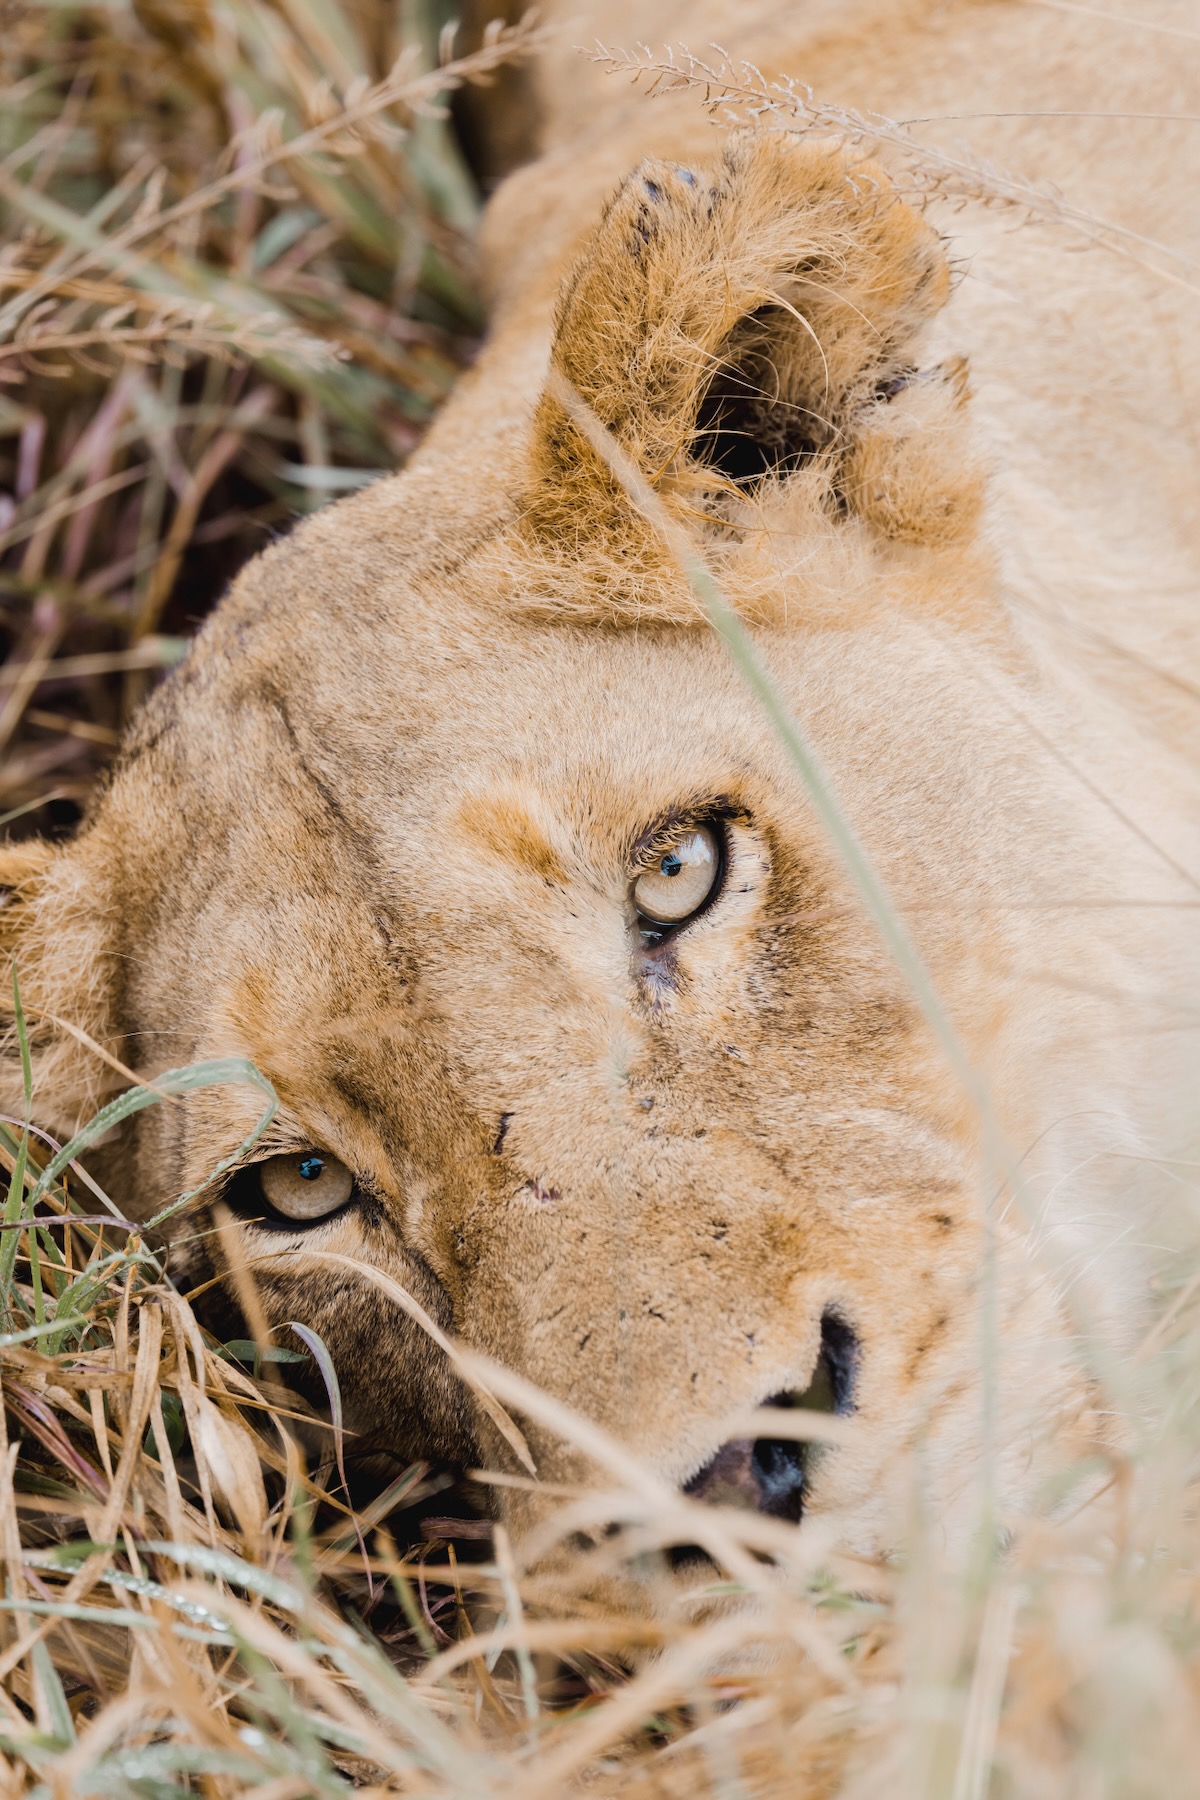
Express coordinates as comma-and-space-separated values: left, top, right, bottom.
164, 527, 1023, 853
115, 531, 1086, 1086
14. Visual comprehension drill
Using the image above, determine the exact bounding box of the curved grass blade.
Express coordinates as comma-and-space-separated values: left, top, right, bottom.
26, 1057, 278, 1217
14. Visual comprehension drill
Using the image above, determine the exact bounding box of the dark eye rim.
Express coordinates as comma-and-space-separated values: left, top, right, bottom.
633, 816, 728, 944
219, 1153, 363, 1234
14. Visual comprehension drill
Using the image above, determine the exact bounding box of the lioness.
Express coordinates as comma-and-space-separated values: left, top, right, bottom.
3, 0, 1198, 1570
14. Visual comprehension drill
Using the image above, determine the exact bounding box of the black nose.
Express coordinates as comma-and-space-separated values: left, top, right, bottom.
749, 1431, 808, 1521
684, 1311, 859, 1523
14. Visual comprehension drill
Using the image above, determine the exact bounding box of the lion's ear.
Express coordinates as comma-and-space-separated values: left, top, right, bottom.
525, 132, 979, 567
1, 839, 122, 1136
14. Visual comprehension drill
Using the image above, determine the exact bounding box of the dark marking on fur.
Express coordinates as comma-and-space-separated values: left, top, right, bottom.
356, 1189, 386, 1231
522, 1178, 560, 1207
875, 369, 917, 401
820, 1311, 860, 1414
905, 1310, 951, 1380
639, 952, 679, 1002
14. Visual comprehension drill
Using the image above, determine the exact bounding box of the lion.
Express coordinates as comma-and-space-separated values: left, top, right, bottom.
2, 0, 1198, 1579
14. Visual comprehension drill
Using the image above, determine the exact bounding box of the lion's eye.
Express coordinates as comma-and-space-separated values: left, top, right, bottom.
258, 1151, 355, 1222
633, 825, 720, 926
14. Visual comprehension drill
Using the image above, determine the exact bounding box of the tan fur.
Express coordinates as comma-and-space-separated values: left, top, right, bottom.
526, 136, 966, 591
2, 0, 1198, 1576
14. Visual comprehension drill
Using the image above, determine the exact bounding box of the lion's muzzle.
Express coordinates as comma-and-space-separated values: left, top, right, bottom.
684, 1311, 859, 1521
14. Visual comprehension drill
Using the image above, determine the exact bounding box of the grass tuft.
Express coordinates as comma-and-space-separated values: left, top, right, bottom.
0, 0, 537, 836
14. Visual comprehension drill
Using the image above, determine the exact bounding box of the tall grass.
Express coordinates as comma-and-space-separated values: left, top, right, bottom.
0, 0, 529, 836
3, 4, 1200, 1796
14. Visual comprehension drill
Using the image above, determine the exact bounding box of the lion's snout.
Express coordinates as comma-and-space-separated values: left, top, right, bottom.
684, 1311, 859, 1522
683, 1428, 806, 1522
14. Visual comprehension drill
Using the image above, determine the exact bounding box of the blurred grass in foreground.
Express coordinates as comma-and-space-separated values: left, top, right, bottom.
0, 0, 514, 837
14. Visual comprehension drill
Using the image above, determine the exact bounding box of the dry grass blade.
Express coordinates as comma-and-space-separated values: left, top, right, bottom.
588, 40, 1200, 296
253, 1246, 537, 1477
0, 1, 547, 836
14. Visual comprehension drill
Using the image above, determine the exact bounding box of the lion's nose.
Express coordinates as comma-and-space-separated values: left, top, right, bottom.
683, 1311, 858, 1521
684, 1424, 807, 1520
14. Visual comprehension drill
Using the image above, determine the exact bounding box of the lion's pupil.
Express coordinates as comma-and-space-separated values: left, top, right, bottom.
662, 853, 682, 878
298, 1155, 325, 1182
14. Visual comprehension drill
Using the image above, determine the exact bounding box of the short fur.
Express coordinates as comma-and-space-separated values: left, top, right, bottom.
2, 0, 1198, 1570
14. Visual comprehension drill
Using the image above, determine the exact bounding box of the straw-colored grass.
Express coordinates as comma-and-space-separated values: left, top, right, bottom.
4, 1031, 1200, 1797
0, 0, 535, 834
3, 5, 1200, 1796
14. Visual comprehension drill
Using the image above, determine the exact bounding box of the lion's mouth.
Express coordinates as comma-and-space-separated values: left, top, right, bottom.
683, 1310, 859, 1523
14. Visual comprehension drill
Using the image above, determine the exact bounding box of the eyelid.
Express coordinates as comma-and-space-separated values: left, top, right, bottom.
216, 1146, 368, 1231
227, 1129, 334, 1170
632, 830, 692, 875
629, 806, 733, 874
632, 819, 728, 938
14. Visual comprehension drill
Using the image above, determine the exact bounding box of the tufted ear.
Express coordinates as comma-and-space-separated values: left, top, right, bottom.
0, 838, 123, 1138
524, 131, 980, 576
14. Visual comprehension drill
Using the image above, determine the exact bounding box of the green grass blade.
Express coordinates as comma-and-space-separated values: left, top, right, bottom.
30, 1637, 75, 1747
0, 964, 34, 1326
27, 1057, 278, 1214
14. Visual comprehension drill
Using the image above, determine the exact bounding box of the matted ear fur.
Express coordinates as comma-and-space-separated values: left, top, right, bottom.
523, 132, 981, 597
0, 839, 122, 1137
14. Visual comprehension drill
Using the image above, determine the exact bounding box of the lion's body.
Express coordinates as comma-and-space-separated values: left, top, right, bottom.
3, 0, 1198, 1561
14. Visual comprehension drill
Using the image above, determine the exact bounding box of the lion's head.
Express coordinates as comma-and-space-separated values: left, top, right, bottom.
4, 133, 1178, 1576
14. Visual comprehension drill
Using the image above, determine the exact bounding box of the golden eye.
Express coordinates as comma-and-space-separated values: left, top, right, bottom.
258, 1151, 354, 1222
633, 825, 721, 927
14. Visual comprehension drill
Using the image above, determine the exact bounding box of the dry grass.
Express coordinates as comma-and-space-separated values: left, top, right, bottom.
3, 5, 1200, 1796
587, 41, 1200, 301
0, 0, 538, 837
4, 1036, 1200, 1797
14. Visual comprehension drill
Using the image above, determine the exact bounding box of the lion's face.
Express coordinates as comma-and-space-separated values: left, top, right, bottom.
97, 579, 1078, 1552
3, 135, 1114, 1566
16, 560, 1093, 1560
